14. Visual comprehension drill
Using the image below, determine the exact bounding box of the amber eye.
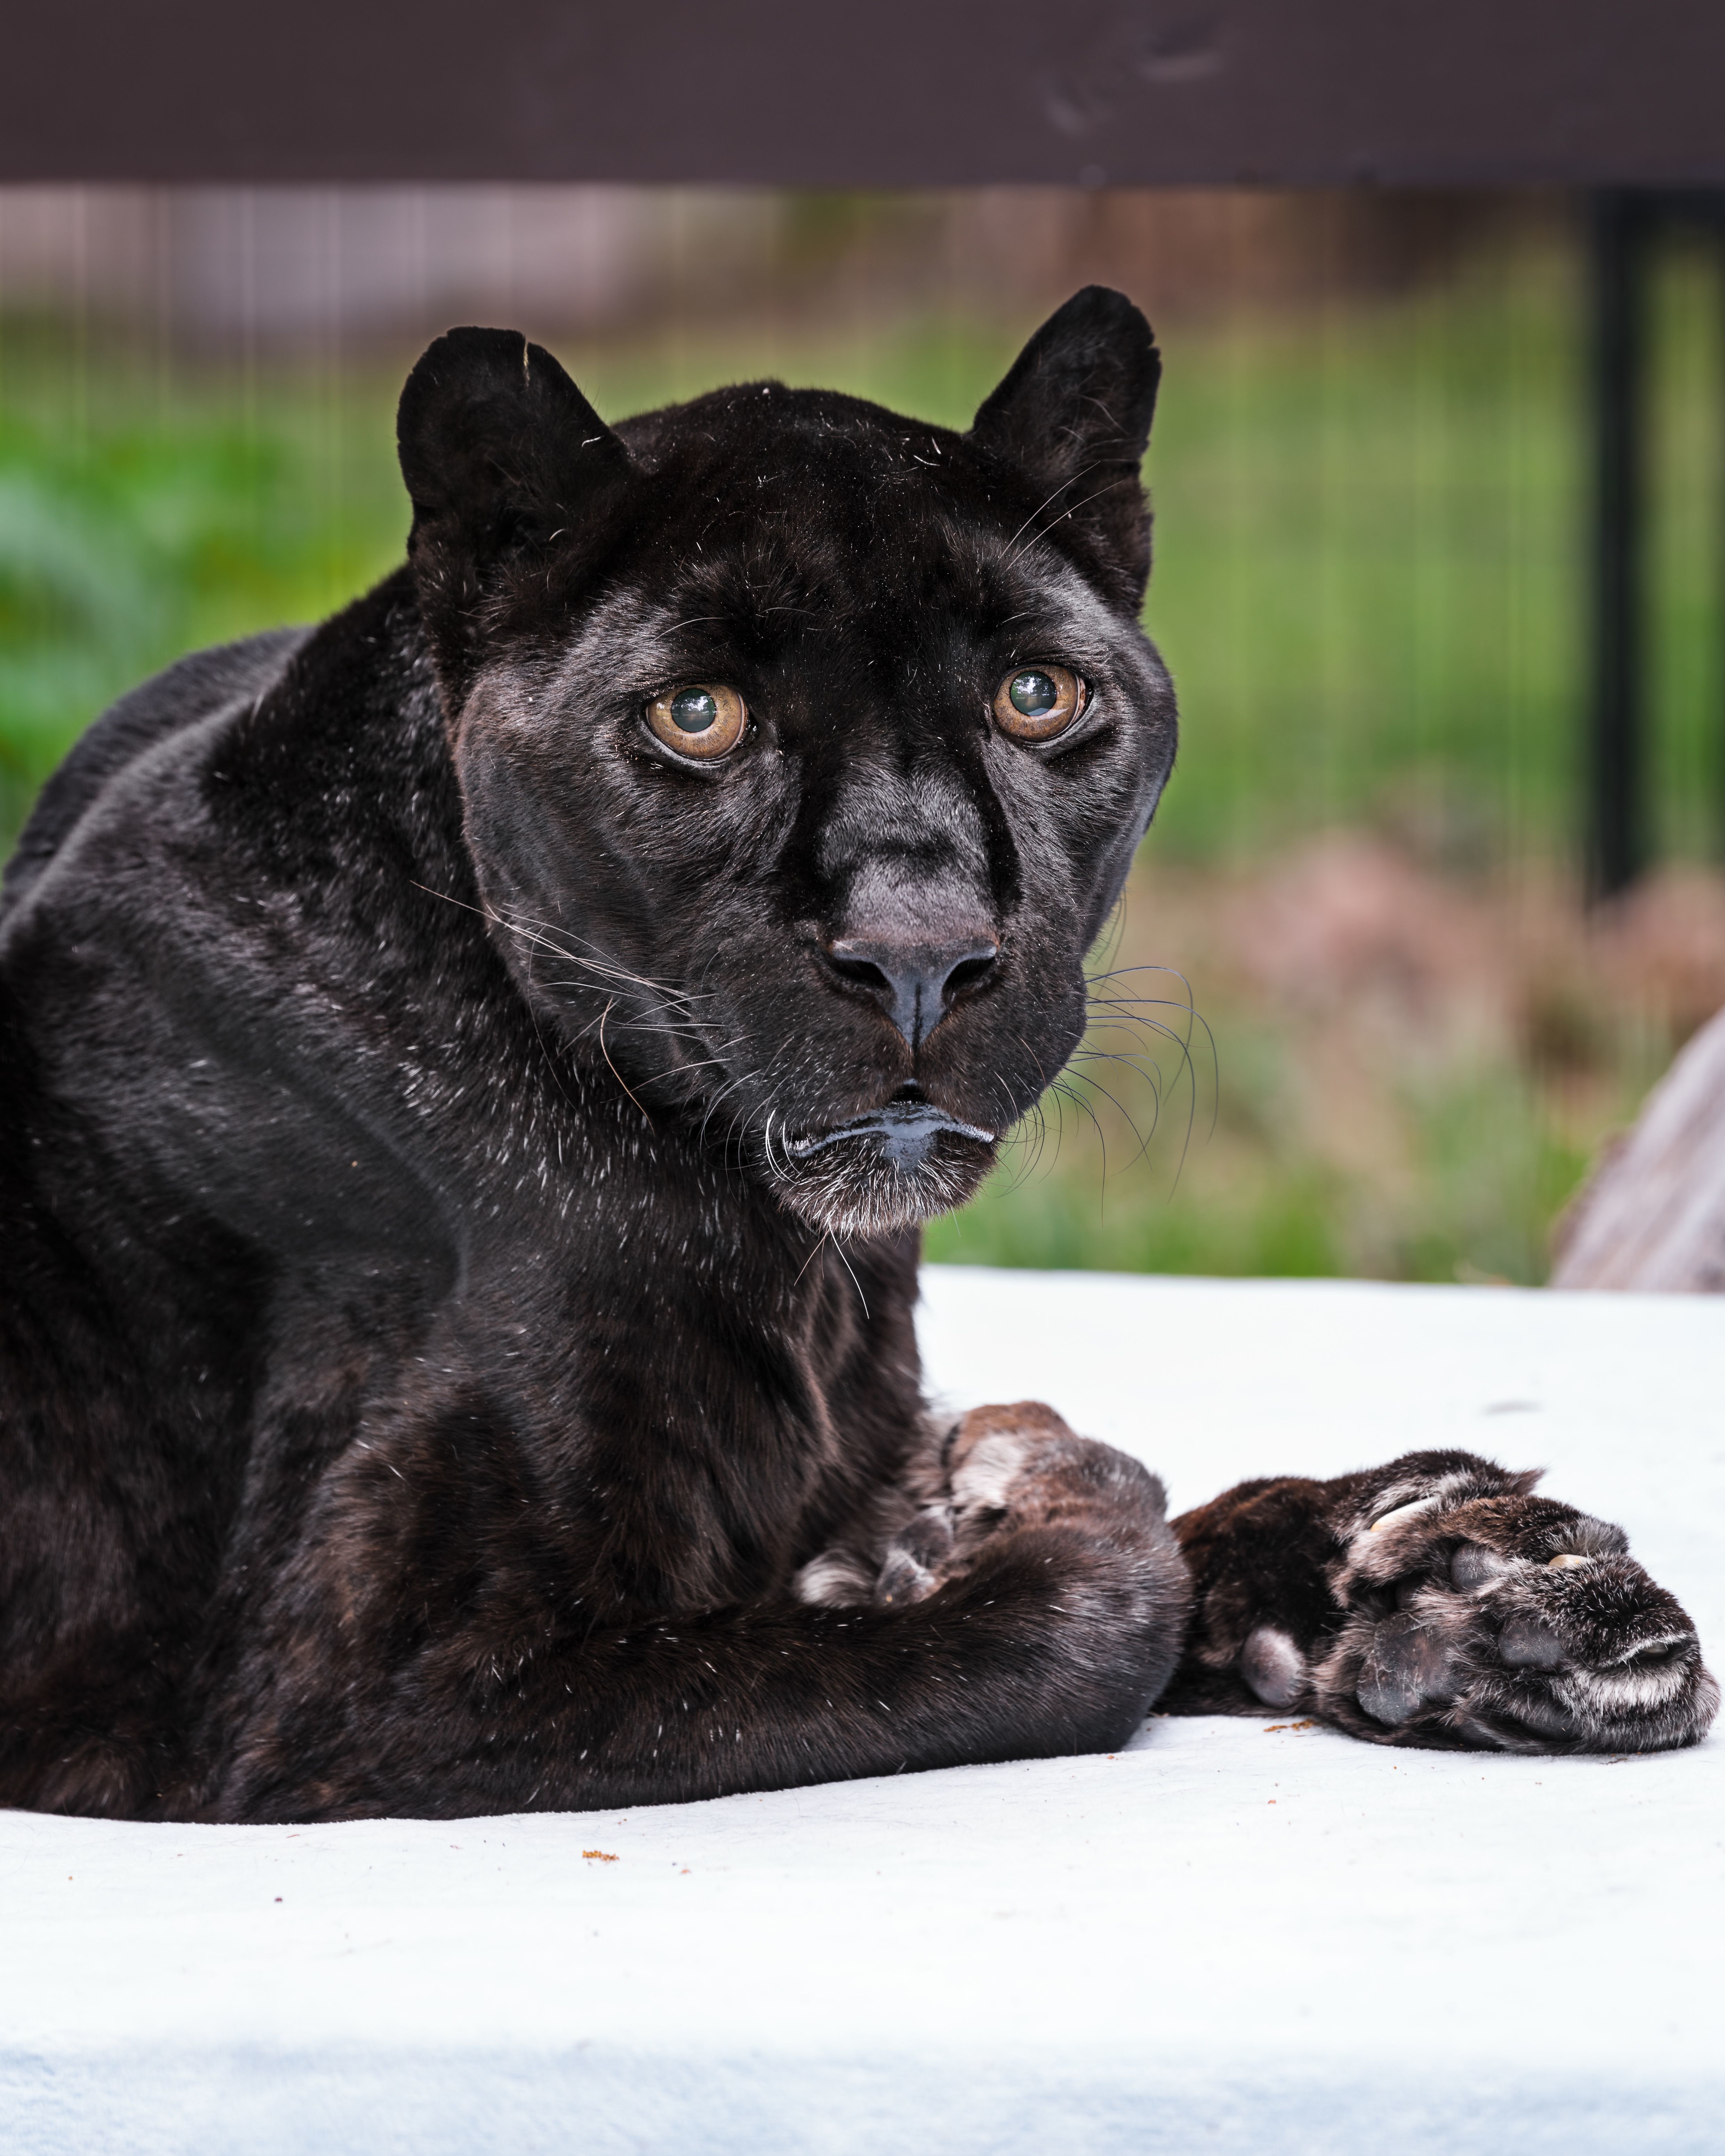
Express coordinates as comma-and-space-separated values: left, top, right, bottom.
645, 683, 748, 760
992, 665, 1084, 743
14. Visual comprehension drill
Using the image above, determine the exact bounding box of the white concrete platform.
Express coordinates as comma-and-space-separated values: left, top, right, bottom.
3, 1270, 1722, 2155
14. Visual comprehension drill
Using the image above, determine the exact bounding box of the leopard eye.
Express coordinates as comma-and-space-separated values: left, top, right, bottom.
992, 664, 1084, 743
645, 683, 748, 760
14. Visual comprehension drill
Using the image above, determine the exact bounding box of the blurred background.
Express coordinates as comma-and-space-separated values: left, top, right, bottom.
2, 183, 1722, 1282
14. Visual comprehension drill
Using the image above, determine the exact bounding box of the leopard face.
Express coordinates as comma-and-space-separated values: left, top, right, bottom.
399, 291, 1175, 1234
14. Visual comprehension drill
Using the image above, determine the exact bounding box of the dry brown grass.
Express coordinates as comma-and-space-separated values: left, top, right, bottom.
928, 837, 1725, 1282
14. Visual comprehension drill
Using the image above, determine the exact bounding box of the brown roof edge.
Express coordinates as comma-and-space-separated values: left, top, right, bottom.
6, 0, 1725, 190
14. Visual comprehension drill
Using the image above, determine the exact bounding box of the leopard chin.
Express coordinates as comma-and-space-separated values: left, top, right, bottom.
772, 1112, 997, 1237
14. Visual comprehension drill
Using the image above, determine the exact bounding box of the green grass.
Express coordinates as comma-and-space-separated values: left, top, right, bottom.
0, 325, 409, 841
3, 228, 1719, 1280
917, 936, 1664, 1288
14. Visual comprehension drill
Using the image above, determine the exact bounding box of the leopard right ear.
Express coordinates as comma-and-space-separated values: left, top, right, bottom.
397, 326, 634, 577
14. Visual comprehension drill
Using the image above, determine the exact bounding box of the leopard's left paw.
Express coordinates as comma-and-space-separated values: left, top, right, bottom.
1316, 1465, 1718, 1754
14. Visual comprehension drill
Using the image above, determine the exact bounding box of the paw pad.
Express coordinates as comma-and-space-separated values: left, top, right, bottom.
1356, 1612, 1453, 1726
1241, 1626, 1306, 1708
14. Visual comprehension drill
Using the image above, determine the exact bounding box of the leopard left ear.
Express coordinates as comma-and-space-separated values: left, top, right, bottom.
969, 287, 1161, 611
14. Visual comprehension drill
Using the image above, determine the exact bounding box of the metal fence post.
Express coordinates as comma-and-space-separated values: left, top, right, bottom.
1587, 189, 1650, 901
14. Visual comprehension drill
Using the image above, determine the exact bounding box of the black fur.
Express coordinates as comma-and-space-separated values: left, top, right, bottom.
0, 289, 1710, 1821
1167, 1454, 1718, 1753
0, 291, 1185, 1820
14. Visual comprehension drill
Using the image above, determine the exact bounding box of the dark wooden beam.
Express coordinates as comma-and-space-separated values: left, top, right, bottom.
4, 0, 1725, 188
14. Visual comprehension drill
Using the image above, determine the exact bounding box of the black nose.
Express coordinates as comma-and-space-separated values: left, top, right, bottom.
825, 934, 999, 1049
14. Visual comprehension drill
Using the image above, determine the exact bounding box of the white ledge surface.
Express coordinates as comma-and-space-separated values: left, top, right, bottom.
3, 1270, 1722, 2155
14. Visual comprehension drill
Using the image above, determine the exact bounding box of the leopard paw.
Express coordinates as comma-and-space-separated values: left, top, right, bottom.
870, 1401, 1174, 1609
1314, 1463, 1718, 1755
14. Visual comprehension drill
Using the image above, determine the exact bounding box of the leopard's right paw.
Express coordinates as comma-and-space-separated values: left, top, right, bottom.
871, 1401, 1175, 1609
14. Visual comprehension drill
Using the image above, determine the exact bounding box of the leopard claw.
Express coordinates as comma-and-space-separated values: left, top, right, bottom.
872, 1507, 955, 1607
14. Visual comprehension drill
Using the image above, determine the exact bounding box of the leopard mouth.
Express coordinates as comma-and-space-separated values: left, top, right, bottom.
786, 1100, 996, 1171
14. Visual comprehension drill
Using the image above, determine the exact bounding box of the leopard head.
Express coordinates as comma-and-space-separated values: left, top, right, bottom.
397, 288, 1176, 1236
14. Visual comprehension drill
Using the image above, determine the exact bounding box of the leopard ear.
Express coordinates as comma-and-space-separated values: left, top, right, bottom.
969, 287, 1160, 610
397, 326, 633, 570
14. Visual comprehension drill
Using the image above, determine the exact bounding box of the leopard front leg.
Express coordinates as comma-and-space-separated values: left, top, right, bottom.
1164, 1450, 1718, 1754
